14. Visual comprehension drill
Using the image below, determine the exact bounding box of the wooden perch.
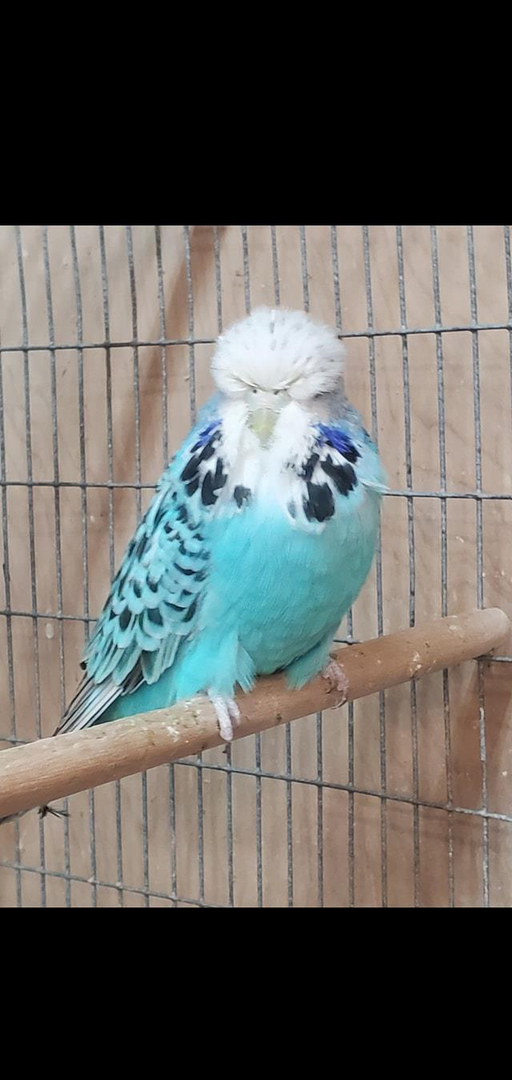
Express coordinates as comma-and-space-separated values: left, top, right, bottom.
0, 608, 509, 820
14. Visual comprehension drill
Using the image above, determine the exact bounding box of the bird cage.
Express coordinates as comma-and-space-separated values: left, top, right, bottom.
0, 225, 511, 908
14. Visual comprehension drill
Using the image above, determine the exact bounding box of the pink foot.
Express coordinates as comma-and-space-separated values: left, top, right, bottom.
321, 659, 349, 708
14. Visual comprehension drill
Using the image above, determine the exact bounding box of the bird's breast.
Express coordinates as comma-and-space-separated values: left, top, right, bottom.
204, 486, 380, 672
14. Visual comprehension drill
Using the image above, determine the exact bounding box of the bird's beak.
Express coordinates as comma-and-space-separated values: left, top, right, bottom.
249, 408, 278, 447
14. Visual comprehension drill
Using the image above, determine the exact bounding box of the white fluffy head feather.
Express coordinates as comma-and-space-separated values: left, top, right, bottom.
211, 307, 345, 403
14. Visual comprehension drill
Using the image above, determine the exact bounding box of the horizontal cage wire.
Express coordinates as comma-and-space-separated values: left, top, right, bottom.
0, 225, 511, 908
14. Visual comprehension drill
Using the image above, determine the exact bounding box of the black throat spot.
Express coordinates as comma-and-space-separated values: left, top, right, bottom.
234, 485, 251, 508
303, 481, 335, 523
321, 458, 357, 497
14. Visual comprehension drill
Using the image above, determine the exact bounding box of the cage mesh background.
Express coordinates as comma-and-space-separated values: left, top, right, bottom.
0, 225, 511, 907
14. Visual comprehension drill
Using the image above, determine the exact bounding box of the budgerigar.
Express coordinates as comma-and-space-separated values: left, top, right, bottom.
2, 307, 385, 823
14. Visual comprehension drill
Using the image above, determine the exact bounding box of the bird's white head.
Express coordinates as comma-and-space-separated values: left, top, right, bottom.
211, 307, 345, 445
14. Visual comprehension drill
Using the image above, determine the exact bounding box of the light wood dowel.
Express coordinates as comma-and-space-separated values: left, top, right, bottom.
0, 608, 509, 820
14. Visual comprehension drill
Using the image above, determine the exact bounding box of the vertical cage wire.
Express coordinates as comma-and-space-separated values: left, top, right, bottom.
396, 226, 420, 906
70, 225, 98, 909
126, 226, 151, 908
98, 225, 125, 906
429, 225, 455, 908
0, 321, 22, 906
466, 226, 490, 907
15, 225, 48, 906
361, 225, 388, 908
0, 225, 511, 908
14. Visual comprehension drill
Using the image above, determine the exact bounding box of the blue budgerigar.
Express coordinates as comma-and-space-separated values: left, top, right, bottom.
1, 308, 385, 824
58, 306, 385, 741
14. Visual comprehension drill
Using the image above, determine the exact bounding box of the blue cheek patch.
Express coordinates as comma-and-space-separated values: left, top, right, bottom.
192, 421, 221, 450
315, 424, 361, 463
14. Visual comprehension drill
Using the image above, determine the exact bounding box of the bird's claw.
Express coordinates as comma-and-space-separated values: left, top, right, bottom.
321, 659, 349, 708
208, 694, 241, 743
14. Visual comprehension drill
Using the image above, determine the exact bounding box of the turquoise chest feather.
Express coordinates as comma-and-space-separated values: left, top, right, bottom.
204, 485, 380, 675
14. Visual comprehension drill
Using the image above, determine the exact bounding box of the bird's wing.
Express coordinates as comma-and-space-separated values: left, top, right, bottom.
56, 405, 227, 734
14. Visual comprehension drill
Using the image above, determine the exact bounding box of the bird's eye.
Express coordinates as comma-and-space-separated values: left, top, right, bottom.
252, 388, 258, 394
274, 390, 279, 396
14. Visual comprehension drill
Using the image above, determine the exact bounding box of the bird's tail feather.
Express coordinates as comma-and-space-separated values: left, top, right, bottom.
0, 809, 30, 826
1, 667, 141, 826
0, 805, 69, 827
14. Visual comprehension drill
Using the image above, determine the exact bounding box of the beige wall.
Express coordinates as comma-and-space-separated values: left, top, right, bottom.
0, 225, 511, 906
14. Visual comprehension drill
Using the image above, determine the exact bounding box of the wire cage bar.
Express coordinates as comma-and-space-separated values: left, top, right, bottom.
0, 225, 511, 908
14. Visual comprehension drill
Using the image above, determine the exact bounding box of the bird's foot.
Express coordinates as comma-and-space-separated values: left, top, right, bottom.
321, 659, 349, 708
208, 694, 241, 743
